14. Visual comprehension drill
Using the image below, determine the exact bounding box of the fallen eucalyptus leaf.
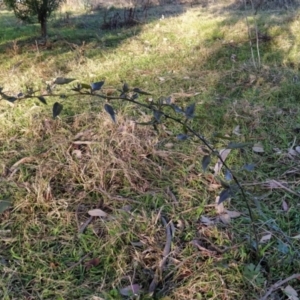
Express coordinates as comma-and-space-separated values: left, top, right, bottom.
200, 215, 215, 226
214, 149, 231, 175
259, 233, 272, 243
88, 209, 107, 218
283, 285, 299, 300
292, 234, 300, 239
282, 200, 289, 212
119, 284, 141, 296
232, 125, 241, 136
252, 143, 264, 153
226, 210, 241, 218
219, 214, 231, 224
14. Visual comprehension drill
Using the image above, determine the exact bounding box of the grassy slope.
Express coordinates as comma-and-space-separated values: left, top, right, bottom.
1, 2, 300, 299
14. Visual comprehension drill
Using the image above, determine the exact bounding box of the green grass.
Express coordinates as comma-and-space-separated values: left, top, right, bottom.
1, 1, 300, 299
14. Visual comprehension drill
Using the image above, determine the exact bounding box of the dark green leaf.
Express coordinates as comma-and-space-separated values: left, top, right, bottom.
218, 189, 231, 204
215, 176, 231, 188
202, 155, 211, 172
80, 83, 91, 89
7, 97, 17, 103
243, 164, 255, 172
38, 96, 47, 105
53, 102, 63, 119
53, 77, 76, 85
212, 133, 234, 140
131, 93, 139, 100
133, 88, 151, 95
120, 92, 126, 98
0, 200, 11, 214
171, 104, 184, 114
104, 103, 116, 123
185, 103, 196, 119
91, 81, 105, 91
71, 83, 81, 92
154, 110, 163, 122
122, 83, 129, 93
227, 142, 252, 149
224, 169, 233, 181
177, 134, 189, 141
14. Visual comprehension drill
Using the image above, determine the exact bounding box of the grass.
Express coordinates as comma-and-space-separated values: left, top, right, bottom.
1, 0, 300, 299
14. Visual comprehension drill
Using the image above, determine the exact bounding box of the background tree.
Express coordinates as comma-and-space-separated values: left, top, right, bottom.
4, 0, 65, 39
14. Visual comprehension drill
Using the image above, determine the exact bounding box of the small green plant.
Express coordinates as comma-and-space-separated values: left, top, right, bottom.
243, 263, 265, 289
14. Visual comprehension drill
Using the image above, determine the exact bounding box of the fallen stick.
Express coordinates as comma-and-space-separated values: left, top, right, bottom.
259, 274, 300, 300
149, 217, 173, 295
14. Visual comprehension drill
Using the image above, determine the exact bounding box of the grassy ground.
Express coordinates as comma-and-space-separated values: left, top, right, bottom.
1, 1, 300, 299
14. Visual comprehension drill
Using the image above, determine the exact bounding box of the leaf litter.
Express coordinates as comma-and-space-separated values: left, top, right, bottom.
119, 284, 141, 296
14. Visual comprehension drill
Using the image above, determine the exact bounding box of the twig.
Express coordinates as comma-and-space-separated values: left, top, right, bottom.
161, 217, 172, 258
259, 274, 300, 300
78, 216, 93, 234
149, 217, 173, 294
76, 196, 104, 234
64, 252, 92, 272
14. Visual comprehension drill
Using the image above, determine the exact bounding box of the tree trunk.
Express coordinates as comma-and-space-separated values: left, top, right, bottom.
40, 16, 48, 40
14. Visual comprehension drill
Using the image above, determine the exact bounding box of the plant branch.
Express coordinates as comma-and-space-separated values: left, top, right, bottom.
259, 274, 300, 300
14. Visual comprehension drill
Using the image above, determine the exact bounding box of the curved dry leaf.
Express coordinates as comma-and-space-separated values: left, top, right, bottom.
164, 143, 174, 148
219, 214, 231, 224
232, 125, 241, 136
288, 148, 298, 156
214, 149, 231, 175
252, 143, 264, 153
283, 285, 299, 300
119, 284, 141, 296
282, 200, 289, 212
226, 210, 241, 218
200, 215, 214, 226
292, 234, 300, 240
88, 209, 107, 218
259, 233, 272, 243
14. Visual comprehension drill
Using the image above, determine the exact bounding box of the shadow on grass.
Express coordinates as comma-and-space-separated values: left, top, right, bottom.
0, 3, 188, 59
